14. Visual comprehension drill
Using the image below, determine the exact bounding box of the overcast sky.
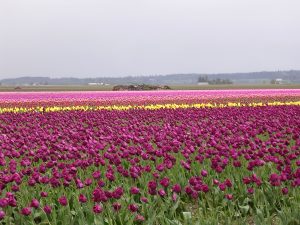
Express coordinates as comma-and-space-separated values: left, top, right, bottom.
0, 0, 299, 79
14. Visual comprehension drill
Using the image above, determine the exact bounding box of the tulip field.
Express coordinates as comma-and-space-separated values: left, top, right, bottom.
0, 89, 300, 225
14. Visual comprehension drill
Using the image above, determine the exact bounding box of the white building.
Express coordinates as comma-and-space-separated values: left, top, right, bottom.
275, 78, 283, 84
197, 82, 209, 85
88, 82, 104, 86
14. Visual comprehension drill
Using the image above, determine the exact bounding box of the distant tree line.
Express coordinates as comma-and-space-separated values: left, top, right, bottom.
113, 84, 171, 91
198, 76, 233, 85
198, 76, 208, 82
0, 70, 299, 86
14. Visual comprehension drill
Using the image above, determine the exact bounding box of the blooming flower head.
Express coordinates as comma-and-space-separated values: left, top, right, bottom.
128, 204, 138, 212
93, 204, 103, 214
172, 193, 177, 202
269, 173, 281, 186
225, 179, 232, 188
130, 187, 140, 195
0, 210, 5, 220
84, 178, 93, 186
158, 189, 166, 197
12, 185, 19, 192
43, 205, 52, 214
79, 194, 87, 203
201, 170, 208, 177
213, 179, 219, 185
225, 194, 233, 200
219, 183, 226, 191
247, 188, 254, 194
0, 198, 8, 208
30, 199, 39, 208
140, 197, 148, 203
135, 214, 145, 222
41, 192, 48, 197
92, 171, 101, 179
21, 207, 31, 216
172, 184, 182, 193
282, 187, 289, 195
58, 196, 68, 206
112, 187, 124, 199
201, 184, 209, 193
159, 177, 170, 188
148, 180, 157, 189
112, 202, 121, 211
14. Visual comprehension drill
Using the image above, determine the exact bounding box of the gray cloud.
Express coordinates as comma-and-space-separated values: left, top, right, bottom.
0, 0, 299, 78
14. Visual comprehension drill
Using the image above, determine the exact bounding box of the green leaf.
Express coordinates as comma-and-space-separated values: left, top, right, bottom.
242, 197, 251, 205
256, 207, 264, 220
165, 218, 183, 225
170, 199, 180, 215
182, 211, 192, 220
239, 205, 250, 214
34, 211, 43, 219
94, 216, 104, 225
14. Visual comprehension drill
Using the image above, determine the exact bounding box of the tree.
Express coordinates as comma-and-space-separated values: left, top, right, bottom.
198, 76, 208, 83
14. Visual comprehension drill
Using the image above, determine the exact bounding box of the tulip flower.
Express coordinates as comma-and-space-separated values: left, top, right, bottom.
282, 187, 289, 195
79, 194, 87, 203
130, 187, 140, 195
21, 207, 31, 216
58, 196, 68, 206
128, 204, 138, 212
30, 199, 39, 208
43, 205, 52, 214
112, 202, 122, 211
201, 170, 208, 177
0, 210, 5, 220
226, 194, 233, 200
93, 204, 103, 214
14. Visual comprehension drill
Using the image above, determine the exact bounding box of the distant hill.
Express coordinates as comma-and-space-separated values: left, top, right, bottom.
1, 70, 299, 85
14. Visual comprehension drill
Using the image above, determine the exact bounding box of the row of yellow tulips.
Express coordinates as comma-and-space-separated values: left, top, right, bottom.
0, 101, 299, 113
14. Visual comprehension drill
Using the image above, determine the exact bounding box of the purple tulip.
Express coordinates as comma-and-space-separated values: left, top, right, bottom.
41, 192, 48, 197
112, 202, 121, 211
0, 198, 8, 208
128, 204, 138, 212
30, 199, 39, 208
160, 177, 170, 188
21, 207, 31, 216
79, 194, 87, 203
140, 197, 148, 203
93, 204, 103, 214
135, 214, 145, 222
201, 170, 208, 177
226, 194, 233, 200
172, 184, 182, 193
247, 188, 254, 194
282, 187, 289, 195
130, 187, 140, 195
158, 189, 166, 197
43, 205, 52, 214
0, 210, 5, 220
58, 196, 68, 206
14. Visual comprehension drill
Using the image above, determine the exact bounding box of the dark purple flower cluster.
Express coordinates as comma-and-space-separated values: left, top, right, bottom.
0, 105, 299, 222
